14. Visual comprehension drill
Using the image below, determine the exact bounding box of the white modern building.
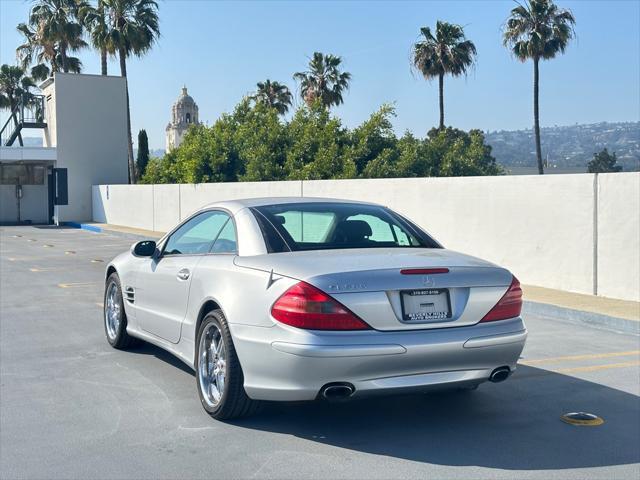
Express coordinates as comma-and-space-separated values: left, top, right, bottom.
0, 73, 129, 225
165, 86, 199, 151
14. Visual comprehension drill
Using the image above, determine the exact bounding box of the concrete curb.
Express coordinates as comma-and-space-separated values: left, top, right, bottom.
63, 222, 103, 233
523, 301, 639, 335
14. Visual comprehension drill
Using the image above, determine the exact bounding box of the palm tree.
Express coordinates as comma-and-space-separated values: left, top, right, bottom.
79, 0, 110, 75
503, 0, 575, 174
293, 52, 351, 108
0, 64, 37, 146
21, 0, 87, 73
252, 80, 293, 115
101, 0, 160, 183
412, 21, 477, 130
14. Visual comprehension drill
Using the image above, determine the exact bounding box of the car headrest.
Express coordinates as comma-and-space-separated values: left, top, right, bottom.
333, 220, 373, 243
273, 215, 286, 225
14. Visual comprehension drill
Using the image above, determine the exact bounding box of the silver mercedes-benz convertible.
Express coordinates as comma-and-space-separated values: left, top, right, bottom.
104, 197, 527, 419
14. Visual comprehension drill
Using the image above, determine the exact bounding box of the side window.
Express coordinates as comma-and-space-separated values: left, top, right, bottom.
164, 211, 229, 255
392, 225, 411, 245
211, 219, 238, 254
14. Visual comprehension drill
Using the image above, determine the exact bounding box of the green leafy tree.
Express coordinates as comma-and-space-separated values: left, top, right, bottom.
101, 0, 160, 183
435, 128, 503, 176
141, 99, 504, 184
503, 0, 576, 174
16, 0, 87, 79
412, 21, 477, 130
587, 148, 622, 173
395, 131, 436, 177
251, 80, 293, 115
136, 128, 149, 177
236, 102, 289, 181
294, 52, 351, 108
345, 104, 398, 176
285, 102, 355, 179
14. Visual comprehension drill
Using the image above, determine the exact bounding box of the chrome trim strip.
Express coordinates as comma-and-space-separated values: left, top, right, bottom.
271, 342, 407, 357
462, 329, 528, 349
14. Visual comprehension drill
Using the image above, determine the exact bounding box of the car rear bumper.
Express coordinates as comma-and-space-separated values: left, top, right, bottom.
230, 317, 527, 401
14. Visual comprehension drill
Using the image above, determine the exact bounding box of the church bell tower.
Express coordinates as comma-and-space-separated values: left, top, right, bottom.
165, 86, 199, 151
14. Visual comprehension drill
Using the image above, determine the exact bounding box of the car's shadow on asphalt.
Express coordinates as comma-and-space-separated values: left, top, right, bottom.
129, 342, 195, 376
228, 365, 640, 471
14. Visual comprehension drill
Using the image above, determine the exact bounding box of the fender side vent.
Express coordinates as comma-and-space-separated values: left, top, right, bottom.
124, 286, 135, 304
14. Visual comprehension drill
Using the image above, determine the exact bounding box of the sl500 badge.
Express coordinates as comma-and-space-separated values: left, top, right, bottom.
327, 283, 367, 291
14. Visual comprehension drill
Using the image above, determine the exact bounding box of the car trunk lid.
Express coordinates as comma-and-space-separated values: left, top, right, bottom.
235, 248, 513, 330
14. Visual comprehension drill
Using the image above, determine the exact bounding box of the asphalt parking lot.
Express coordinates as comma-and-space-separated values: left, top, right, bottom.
1, 225, 639, 480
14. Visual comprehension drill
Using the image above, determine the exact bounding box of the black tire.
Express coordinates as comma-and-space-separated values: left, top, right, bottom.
195, 310, 260, 420
104, 273, 139, 349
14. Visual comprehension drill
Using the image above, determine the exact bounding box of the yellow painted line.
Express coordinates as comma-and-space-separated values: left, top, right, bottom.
30, 267, 61, 272
556, 361, 640, 374
520, 350, 640, 365
58, 282, 98, 289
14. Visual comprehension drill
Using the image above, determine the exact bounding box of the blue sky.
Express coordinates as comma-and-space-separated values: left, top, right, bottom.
1, 0, 639, 149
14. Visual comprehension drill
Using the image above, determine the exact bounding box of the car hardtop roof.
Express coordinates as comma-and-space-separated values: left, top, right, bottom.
200, 196, 382, 214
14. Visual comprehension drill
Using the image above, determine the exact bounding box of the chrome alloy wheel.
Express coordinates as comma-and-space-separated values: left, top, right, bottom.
105, 281, 121, 340
198, 323, 227, 408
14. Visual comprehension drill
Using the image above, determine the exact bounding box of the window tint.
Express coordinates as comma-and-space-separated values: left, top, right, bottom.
274, 211, 335, 242
164, 211, 229, 255
252, 203, 440, 253
253, 211, 290, 253
392, 225, 411, 246
211, 219, 238, 253
347, 214, 394, 242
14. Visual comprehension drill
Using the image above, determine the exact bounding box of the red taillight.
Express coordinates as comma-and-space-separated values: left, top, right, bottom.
481, 276, 523, 322
400, 268, 449, 275
271, 281, 371, 330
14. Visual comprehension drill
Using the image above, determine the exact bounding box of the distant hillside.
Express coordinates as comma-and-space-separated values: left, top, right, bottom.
486, 122, 640, 171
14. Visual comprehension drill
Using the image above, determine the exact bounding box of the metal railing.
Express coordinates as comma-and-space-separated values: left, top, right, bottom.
0, 94, 46, 146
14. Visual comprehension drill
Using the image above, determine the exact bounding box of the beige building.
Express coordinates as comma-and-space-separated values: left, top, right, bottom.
165, 86, 199, 151
0, 73, 129, 224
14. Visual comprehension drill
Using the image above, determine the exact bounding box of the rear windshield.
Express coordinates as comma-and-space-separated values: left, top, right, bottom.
251, 203, 441, 253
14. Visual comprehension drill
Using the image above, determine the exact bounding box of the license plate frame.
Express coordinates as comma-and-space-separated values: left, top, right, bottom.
400, 288, 452, 322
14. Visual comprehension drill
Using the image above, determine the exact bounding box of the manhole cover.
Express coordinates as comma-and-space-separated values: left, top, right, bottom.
561, 412, 604, 426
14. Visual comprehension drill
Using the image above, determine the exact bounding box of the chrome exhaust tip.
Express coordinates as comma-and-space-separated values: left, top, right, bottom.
489, 366, 511, 383
321, 383, 355, 401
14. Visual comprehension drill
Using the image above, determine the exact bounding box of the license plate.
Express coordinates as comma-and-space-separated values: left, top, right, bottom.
400, 289, 451, 321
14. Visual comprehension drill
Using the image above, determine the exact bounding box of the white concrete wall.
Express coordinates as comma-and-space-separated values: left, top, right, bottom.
93, 173, 640, 301
93, 184, 154, 231
45, 73, 129, 223
597, 173, 640, 301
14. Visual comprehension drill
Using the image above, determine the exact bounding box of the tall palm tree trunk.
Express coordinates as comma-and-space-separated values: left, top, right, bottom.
99, 0, 107, 75
60, 43, 69, 73
100, 48, 107, 75
533, 57, 543, 174
119, 47, 135, 183
438, 73, 444, 130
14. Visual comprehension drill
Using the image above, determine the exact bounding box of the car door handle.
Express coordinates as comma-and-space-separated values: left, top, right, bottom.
177, 268, 190, 281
